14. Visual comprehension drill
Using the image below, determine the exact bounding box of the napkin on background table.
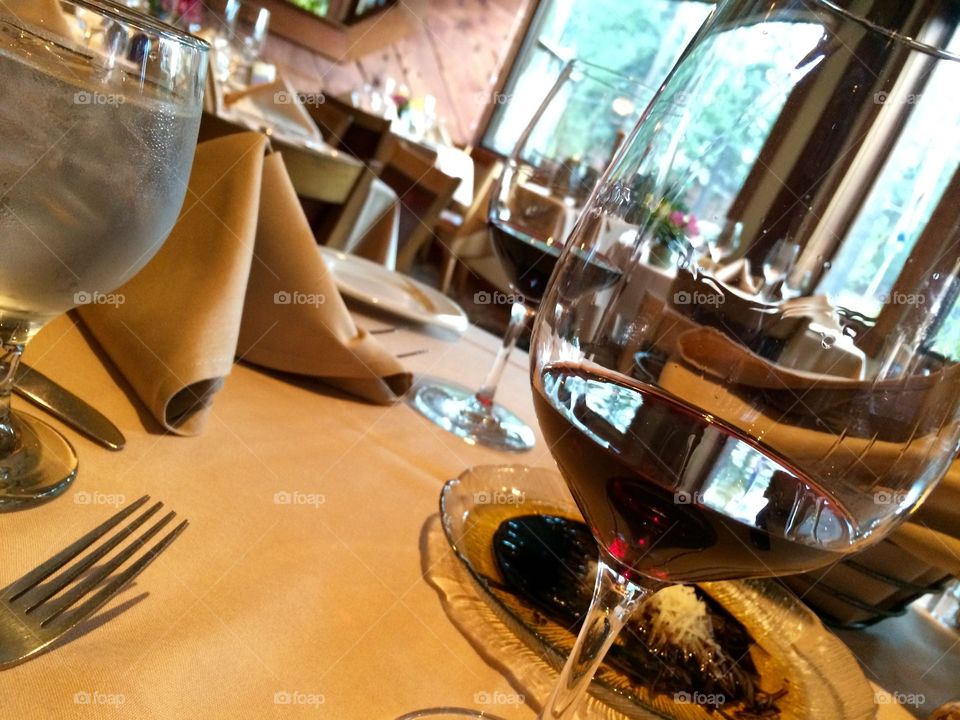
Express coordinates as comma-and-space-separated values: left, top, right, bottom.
79, 132, 410, 436
222, 78, 322, 144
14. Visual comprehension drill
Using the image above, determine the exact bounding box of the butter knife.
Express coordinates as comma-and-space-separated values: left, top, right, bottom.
13, 363, 125, 451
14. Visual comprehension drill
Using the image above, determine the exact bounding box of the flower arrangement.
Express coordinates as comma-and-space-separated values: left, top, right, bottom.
624, 174, 701, 267
150, 0, 202, 26
654, 200, 701, 244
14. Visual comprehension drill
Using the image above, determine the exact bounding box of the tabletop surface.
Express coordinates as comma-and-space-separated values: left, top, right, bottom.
2, 309, 955, 719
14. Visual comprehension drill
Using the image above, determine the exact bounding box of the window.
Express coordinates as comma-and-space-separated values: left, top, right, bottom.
818, 28, 960, 319
482, 0, 713, 157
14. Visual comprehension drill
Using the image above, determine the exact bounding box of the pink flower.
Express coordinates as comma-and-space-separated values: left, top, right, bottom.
669, 210, 685, 228
686, 215, 700, 237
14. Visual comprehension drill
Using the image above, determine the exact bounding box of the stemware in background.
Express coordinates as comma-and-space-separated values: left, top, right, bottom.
198, 0, 240, 84
407, 60, 649, 452
761, 236, 801, 300
0, 0, 207, 508
226, 0, 270, 88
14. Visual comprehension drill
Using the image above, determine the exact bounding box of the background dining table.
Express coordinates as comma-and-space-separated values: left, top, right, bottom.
2, 309, 955, 718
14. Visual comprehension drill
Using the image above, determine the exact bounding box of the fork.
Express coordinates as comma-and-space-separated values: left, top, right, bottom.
0, 495, 187, 669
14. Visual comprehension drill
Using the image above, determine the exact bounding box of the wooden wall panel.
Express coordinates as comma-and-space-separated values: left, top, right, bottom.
262, 0, 532, 145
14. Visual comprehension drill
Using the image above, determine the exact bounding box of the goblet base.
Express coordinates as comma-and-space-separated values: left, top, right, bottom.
396, 710, 505, 720
0, 411, 78, 510
408, 379, 535, 452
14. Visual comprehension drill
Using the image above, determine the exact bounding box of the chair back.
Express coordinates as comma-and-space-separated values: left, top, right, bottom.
306, 100, 354, 147
321, 94, 392, 161
376, 136, 461, 272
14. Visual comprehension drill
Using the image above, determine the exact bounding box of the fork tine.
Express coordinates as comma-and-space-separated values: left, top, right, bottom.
34, 511, 176, 626
41, 519, 189, 631
21, 502, 164, 613
5, 496, 151, 601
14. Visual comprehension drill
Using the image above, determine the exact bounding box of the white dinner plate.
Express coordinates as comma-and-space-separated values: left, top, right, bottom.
318, 247, 469, 334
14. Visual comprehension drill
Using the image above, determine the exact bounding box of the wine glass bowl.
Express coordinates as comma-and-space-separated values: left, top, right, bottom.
523, 1, 960, 717
0, 0, 207, 508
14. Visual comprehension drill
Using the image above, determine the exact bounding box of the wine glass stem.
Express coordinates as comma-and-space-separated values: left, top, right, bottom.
0, 339, 24, 455
473, 301, 532, 411
538, 558, 661, 720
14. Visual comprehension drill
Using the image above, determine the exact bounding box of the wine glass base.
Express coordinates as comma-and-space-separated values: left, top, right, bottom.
0, 411, 78, 511
396, 709, 506, 720
407, 378, 535, 452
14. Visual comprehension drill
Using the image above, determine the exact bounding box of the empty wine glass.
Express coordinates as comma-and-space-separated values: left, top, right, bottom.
407, 60, 650, 452
198, 0, 240, 83
227, 0, 270, 87
408, 0, 960, 717
0, 1, 207, 508
761, 236, 801, 299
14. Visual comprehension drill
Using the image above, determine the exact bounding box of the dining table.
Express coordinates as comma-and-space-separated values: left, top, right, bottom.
2, 306, 956, 719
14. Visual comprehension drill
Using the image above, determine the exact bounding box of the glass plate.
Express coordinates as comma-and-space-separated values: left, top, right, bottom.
438, 464, 877, 720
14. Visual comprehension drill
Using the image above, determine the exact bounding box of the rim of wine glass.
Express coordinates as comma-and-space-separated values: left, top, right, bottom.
63, 0, 209, 52
810, 0, 960, 62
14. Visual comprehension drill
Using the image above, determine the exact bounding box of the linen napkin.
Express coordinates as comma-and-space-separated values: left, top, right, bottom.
222, 78, 322, 144
79, 132, 410, 435
236, 151, 411, 404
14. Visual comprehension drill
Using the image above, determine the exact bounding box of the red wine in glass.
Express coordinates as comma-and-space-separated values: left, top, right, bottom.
490, 218, 622, 306
533, 362, 856, 582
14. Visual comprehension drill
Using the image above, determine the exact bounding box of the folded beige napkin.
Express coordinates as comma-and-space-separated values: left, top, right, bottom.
79, 132, 410, 435
236, 151, 411, 403
223, 78, 321, 143
659, 327, 960, 551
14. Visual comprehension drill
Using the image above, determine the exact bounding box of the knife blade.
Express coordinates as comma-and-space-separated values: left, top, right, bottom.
13, 362, 126, 451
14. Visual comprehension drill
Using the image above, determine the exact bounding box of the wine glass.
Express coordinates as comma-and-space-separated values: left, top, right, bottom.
408, 0, 960, 717
0, 1, 207, 508
407, 60, 650, 452
761, 236, 801, 299
197, 0, 241, 83
226, 0, 270, 87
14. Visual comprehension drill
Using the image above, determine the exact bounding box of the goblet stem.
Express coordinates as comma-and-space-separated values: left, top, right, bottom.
538, 558, 662, 720
472, 300, 532, 413
0, 339, 25, 456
